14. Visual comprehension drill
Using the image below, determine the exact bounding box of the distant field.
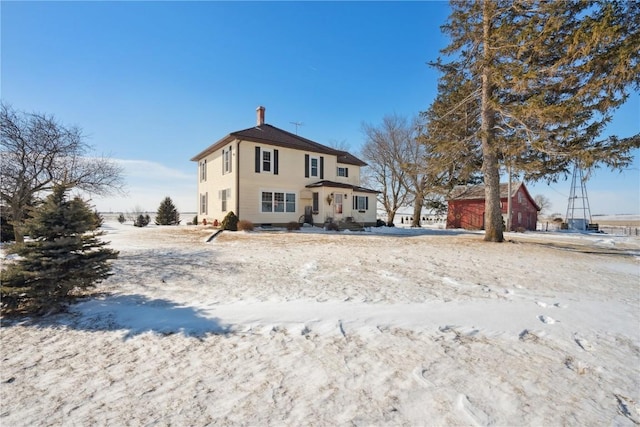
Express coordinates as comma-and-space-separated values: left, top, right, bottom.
594, 219, 640, 227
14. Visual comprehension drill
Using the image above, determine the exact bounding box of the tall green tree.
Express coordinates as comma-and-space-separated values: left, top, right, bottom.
431, 0, 640, 242
155, 196, 181, 225
1, 185, 118, 314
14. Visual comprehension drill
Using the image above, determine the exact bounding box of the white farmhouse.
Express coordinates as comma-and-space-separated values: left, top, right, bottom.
191, 107, 378, 228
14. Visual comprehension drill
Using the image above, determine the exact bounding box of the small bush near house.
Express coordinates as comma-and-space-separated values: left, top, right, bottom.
134, 214, 150, 227
117, 213, 126, 224
516, 226, 526, 233
238, 220, 254, 231
192, 215, 198, 226
286, 221, 300, 231
324, 222, 339, 231
220, 211, 239, 231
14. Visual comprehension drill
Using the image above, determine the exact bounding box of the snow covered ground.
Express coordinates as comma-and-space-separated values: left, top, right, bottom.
1, 222, 639, 425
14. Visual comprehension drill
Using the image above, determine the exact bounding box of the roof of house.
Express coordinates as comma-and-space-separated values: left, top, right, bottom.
190, 123, 367, 166
449, 182, 540, 210
305, 180, 379, 194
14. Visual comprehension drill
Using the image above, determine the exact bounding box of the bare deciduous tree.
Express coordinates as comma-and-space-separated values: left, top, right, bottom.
360, 114, 415, 226
1, 103, 125, 243
534, 194, 551, 216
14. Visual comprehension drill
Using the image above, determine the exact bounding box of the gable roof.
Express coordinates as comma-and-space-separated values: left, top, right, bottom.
191, 123, 367, 166
449, 182, 540, 210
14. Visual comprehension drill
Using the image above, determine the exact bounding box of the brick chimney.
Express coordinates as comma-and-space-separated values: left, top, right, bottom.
256, 106, 265, 126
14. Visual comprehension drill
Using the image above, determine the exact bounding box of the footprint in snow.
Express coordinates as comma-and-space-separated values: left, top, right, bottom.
538, 315, 556, 324
457, 394, 491, 427
412, 367, 436, 388
574, 334, 593, 352
536, 301, 547, 308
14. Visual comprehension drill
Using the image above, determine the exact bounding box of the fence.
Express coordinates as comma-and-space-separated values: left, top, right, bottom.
537, 222, 639, 236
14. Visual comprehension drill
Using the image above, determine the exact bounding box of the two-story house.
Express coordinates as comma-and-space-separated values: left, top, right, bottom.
190, 107, 378, 228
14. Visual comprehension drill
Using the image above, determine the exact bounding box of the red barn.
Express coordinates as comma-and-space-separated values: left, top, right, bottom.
447, 182, 540, 231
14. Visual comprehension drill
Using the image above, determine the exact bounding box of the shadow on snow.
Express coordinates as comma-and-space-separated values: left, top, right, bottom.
5, 294, 231, 339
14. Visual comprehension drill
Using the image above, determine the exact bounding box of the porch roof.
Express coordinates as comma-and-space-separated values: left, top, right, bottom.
305, 180, 379, 194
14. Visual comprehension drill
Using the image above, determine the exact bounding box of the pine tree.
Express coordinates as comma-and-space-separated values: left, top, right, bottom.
430, 0, 640, 242
0, 185, 118, 314
155, 197, 181, 225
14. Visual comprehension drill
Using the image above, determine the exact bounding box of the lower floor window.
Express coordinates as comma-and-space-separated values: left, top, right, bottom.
262, 191, 296, 213
353, 195, 369, 211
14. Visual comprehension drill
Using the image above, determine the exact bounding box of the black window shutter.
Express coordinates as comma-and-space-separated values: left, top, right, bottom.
274, 149, 279, 175
345, 168, 349, 178
365, 196, 369, 210
305, 154, 309, 178
320, 156, 324, 179
229, 146, 232, 173
255, 147, 260, 173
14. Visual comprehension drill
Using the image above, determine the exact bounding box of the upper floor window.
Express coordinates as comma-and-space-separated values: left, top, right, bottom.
517, 192, 523, 204
200, 160, 207, 182
310, 157, 319, 177
337, 167, 349, 177
262, 149, 272, 172
223, 146, 232, 174
304, 154, 323, 179
255, 146, 278, 174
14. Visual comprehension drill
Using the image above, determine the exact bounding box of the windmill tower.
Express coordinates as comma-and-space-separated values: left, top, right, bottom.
565, 161, 593, 231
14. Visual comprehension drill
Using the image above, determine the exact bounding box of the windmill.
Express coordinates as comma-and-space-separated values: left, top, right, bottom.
565, 161, 593, 231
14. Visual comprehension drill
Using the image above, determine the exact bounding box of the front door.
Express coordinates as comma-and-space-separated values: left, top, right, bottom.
333, 193, 343, 219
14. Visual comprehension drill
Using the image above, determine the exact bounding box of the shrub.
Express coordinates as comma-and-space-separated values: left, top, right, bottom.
117, 213, 126, 223
134, 214, 150, 227
238, 220, 254, 231
220, 211, 239, 231
286, 221, 301, 231
192, 215, 198, 226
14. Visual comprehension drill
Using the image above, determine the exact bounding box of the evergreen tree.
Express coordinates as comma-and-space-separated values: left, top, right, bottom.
220, 211, 238, 231
155, 197, 181, 225
1, 185, 118, 314
431, 0, 640, 242
134, 214, 150, 227
117, 213, 126, 223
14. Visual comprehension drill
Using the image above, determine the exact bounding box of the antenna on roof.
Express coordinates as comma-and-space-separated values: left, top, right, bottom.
290, 121, 304, 135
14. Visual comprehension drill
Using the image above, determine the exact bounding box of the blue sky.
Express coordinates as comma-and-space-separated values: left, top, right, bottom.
2, 1, 638, 215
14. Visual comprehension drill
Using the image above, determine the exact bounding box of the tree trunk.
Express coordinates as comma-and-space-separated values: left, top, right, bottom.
387, 209, 397, 226
481, 0, 504, 242
411, 201, 423, 227
10, 202, 25, 244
